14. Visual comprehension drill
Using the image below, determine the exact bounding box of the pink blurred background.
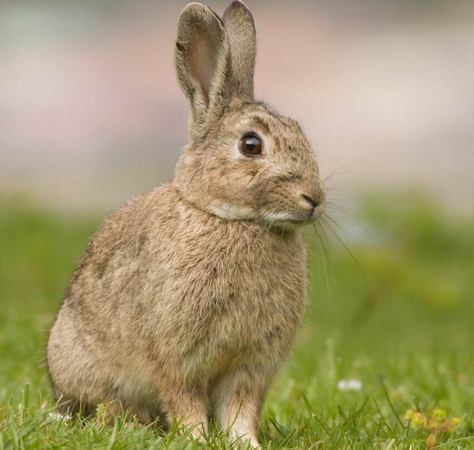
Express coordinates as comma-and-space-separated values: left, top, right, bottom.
1, 0, 472, 212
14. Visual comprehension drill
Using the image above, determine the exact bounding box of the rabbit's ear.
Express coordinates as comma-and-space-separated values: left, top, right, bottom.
175, 2, 231, 127
223, 0, 256, 99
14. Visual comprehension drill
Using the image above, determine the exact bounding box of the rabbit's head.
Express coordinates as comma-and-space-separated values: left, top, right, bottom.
174, 1, 326, 229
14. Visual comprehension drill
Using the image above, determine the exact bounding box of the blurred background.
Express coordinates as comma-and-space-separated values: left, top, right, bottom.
0, 2, 473, 446
1, 0, 472, 211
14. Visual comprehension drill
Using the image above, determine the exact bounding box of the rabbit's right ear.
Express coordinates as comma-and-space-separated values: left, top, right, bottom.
223, 1, 256, 99
175, 3, 231, 131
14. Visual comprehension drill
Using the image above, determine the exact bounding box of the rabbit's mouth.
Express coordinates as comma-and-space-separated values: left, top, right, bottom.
206, 198, 325, 229
259, 188, 327, 229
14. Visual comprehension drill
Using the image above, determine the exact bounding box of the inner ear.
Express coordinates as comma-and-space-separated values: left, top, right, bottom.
175, 3, 230, 123
188, 28, 220, 106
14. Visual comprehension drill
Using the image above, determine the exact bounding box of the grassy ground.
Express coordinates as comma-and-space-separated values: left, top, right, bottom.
0, 192, 472, 449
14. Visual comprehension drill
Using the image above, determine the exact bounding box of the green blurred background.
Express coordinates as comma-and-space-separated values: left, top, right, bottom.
0, 0, 473, 448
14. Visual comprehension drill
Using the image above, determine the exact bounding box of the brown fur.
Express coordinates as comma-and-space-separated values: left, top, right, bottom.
47, 1, 326, 447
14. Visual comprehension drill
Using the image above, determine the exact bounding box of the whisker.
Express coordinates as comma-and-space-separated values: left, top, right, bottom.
319, 213, 370, 288
310, 225, 323, 287
325, 201, 379, 245
323, 185, 353, 194
318, 219, 337, 285
312, 221, 334, 297
315, 222, 331, 282
322, 158, 365, 185
321, 215, 357, 263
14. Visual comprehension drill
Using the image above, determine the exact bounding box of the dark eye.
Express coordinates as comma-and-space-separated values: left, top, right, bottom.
239, 132, 263, 156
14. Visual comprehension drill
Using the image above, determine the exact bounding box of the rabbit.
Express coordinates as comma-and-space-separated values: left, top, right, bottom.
47, 1, 326, 447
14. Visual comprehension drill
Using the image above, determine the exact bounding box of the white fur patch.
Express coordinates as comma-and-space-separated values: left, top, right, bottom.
260, 210, 296, 222
258, 209, 314, 230
209, 201, 255, 220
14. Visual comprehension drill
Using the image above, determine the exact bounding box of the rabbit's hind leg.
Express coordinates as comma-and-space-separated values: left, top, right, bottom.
93, 398, 160, 426
53, 382, 164, 427
106, 372, 166, 427
53, 390, 95, 419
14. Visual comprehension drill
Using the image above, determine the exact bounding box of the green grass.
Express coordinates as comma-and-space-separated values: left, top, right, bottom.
0, 192, 473, 449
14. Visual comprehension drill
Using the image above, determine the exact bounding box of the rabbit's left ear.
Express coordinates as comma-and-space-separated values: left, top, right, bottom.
223, 0, 256, 99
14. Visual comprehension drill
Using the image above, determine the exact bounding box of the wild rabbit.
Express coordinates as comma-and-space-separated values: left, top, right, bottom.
47, 1, 326, 447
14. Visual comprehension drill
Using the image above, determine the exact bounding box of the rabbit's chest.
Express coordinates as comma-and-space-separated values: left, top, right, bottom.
159, 232, 307, 366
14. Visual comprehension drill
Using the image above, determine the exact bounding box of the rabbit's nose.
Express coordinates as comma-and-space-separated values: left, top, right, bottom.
301, 194, 319, 208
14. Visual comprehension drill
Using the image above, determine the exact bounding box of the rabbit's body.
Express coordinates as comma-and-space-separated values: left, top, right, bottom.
48, 2, 326, 446
49, 184, 306, 421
